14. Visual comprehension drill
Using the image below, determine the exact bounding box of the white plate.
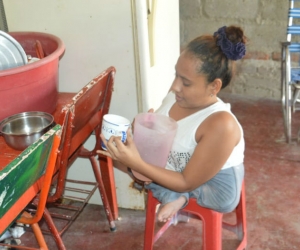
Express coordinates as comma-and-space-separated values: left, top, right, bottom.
0, 30, 28, 70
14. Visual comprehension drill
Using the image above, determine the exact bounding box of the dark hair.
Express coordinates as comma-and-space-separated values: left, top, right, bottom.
185, 26, 247, 89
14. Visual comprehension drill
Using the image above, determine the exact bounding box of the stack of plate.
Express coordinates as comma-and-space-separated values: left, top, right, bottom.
0, 30, 28, 70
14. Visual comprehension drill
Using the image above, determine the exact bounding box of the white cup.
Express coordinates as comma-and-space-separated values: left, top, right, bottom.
101, 114, 131, 150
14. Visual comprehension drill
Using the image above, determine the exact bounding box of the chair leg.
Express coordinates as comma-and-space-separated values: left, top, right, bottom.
235, 184, 247, 250
281, 50, 293, 143
42, 208, 66, 250
31, 222, 48, 250
186, 200, 223, 250
222, 182, 247, 250
98, 156, 119, 220
143, 191, 179, 250
236, 188, 247, 241
283, 84, 292, 143
222, 204, 247, 250
235, 205, 247, 250
202, 213, 223, 250
143, 191, 159, 250
90, 155, 116, 231
222, 206, 245, 240
17, 211, 49, 250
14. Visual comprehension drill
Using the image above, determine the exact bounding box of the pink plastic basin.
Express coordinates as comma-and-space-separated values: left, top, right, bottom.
0, 32, 65, 121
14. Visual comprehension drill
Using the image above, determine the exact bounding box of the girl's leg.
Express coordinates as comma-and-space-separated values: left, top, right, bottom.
145, 183, 189, 222
190, 163, 244, 213
157, 196, 187, 222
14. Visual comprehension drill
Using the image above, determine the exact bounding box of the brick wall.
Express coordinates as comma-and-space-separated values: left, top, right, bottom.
179, 0, 289, 100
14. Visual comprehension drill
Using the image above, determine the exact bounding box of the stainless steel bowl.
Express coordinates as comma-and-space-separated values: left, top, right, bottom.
0, 111, 54, 150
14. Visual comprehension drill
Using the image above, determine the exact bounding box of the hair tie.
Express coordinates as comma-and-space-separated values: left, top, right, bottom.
213, 26, 246, 61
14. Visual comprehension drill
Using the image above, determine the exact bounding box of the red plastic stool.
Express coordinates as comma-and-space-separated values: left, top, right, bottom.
143, 181, 247, 250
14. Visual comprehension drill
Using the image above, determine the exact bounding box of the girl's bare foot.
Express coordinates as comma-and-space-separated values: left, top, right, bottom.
157, 196, 187, 222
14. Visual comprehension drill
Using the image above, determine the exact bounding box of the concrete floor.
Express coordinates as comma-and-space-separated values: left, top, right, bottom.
12, 94, 300, 249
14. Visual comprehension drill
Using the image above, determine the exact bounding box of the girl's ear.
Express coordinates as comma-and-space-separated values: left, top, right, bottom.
211, 78, 222, 95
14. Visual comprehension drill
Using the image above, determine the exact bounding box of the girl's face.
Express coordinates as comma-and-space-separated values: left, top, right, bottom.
170, 50, 219, 110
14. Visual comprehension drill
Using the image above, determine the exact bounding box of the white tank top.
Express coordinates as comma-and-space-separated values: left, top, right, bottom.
155, 92, 245, 172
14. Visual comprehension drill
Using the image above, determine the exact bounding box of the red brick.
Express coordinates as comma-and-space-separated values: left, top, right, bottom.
243, 51, 269, 60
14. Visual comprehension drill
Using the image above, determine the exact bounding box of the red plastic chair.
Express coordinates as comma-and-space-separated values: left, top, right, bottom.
143, 181, 247, 250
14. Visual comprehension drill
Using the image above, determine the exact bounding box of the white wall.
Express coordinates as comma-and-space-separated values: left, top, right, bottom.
3, 0, 179, 210
138, 0, 180, 112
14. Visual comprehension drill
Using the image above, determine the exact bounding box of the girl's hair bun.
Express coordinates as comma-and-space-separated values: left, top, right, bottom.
213, 26, 247, 60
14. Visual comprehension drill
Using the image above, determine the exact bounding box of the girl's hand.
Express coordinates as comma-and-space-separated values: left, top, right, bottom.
97, 129, 143, 169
